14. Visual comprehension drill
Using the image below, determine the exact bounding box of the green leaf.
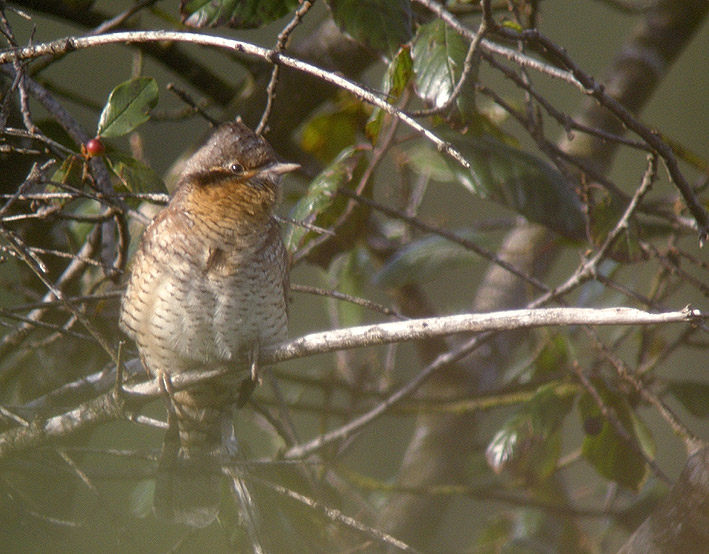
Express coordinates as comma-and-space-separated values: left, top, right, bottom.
67, 199, 102, 246
327, 0, 413, 58
501, 20, 524, 32
405, 132, 586, 240
374, 230, 480, 288
587, 189, 645, 262
46, 156, 84, 211
181, 0, 299, 28
614, 480, 666, 531
383, 46, 413, 99
51, 155, 84, 188
631, 408, 656, 463
37, 118, 78, 152
473, 515, 514, 554
474, 509, 590, 554
97, 77, 158, 138
300, 97, 368, 163
667, 380, 709, 418
578, 382, 653, 490
366, 46, 413, 144
327, 248, 374, 328
284, 146, 368, 254
105, 151, 166, 193
533, 335, 572, 377
411, 19, 478, 121
130, 480, 154, 519
506, 508, 589, 554
486, 383, 576, 484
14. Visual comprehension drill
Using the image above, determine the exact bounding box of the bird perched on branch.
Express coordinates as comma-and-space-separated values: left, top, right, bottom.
120, 120, 297, 527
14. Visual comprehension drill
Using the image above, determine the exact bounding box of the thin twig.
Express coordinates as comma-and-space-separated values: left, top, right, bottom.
531, 154, 659, 307
337, 187, 550, 292
256, 0, 314, 135
0, 227, 119, 364
87, 0, 160, 36
251, 474, 426, 553
412, 0, 709, 240
583, 325, 703, 453
12, 25, 699, 240
166, 82, 219, 126
273, 214, 335, 237
408, 0, 489, 117
571, 362, 671, 483
290, 284, 406, 320
0, 225, 100, 364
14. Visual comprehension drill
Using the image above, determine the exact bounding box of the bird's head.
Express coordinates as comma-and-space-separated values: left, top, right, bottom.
178, 120, 299, 218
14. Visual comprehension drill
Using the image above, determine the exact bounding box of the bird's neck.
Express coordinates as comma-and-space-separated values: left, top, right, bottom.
176, 178, 277, 229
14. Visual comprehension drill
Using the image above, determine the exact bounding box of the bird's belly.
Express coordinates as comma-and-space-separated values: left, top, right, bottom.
133, 268, 286, 375
207, 268, 287, 362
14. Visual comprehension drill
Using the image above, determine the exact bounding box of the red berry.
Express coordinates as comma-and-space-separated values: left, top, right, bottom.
85, 138, 105, 157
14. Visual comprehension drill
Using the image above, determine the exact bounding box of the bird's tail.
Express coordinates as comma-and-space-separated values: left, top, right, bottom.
154, 386, 231, 528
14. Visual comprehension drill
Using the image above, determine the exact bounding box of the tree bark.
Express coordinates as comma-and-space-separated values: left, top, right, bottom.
617, 446, 709, 554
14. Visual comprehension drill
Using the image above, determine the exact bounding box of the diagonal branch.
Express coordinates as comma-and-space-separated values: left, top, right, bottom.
0, 30, 473, 174
3, 28, 705, 237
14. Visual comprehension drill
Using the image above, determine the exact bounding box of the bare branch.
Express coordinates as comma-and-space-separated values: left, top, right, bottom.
0, 31, 495, 180
267, 307, 701, 365
0, 306, 700, 460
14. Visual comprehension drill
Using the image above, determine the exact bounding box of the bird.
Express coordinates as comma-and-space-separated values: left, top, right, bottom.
119, 120, 298, 527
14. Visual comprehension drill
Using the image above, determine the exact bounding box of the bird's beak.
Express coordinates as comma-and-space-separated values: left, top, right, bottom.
259, 162, 300, 178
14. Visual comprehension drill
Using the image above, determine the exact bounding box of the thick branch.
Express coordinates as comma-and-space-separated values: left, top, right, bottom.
267, 307, 701, 364
0, 307, 701, 460
616, 446, 709, 554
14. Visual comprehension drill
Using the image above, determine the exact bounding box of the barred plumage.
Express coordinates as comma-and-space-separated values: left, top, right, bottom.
120, 121, 295, 527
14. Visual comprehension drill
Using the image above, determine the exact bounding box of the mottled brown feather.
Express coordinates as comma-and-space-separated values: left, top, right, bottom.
120, 121, 295, 527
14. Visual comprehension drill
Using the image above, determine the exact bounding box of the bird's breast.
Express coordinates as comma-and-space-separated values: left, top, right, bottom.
120, 210, 287, 375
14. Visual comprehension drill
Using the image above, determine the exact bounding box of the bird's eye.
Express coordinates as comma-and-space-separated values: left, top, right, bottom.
230, 163, 244, 174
